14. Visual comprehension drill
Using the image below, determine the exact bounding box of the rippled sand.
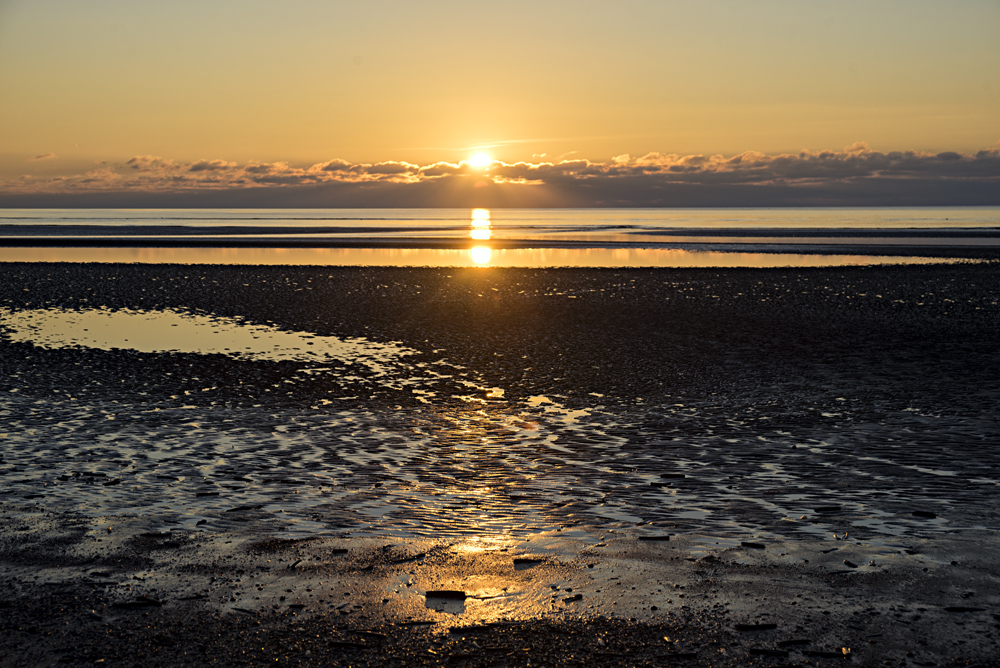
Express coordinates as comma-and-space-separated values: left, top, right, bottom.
2, 263, 997, 542
2, 262, 999, 665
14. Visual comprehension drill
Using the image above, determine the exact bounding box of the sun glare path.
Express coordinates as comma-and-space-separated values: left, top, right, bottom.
468, 153, 492, 168
471, 246, 492, 265
470, 208, 491, 240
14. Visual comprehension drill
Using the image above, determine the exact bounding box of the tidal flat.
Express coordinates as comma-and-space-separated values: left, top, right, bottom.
1, 261, 999, 666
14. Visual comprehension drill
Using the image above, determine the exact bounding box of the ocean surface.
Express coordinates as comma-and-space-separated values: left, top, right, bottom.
1, 206, 998, 267
3, 206, 1000, 230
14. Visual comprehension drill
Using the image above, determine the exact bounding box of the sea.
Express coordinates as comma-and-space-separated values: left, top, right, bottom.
1, 206, 999, 267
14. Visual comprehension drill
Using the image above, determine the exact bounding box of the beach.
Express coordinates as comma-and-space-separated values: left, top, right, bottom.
5, 0, 1000, 661
2, 260, 999, 666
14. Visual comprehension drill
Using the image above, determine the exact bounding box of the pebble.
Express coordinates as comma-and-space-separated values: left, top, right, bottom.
425, 590, 466, 600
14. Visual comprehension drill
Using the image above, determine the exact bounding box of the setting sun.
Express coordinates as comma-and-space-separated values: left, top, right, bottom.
468, 153, 492, 169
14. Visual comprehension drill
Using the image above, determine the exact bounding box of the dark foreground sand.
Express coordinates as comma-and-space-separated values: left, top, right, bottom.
1, 261, 999, 667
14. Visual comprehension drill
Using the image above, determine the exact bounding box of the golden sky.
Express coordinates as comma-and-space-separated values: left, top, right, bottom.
1, 0, 998, 206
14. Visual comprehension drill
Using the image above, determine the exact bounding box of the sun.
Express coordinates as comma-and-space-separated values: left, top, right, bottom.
468, 152, 492, 168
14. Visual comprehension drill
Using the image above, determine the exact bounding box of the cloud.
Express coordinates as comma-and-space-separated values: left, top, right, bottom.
312, 159, 353, 173
2, 144, 998, 207
29, 153, 57, 161
366, 161, 418, 176
125, 155, 180, 172
189, 159, 237, 172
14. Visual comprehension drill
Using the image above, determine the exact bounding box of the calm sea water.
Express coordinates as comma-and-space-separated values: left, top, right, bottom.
1, 206, 998, 266
2, 206, 999, 231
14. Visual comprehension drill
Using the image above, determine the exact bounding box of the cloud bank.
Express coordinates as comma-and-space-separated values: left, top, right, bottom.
3, 143, 999, 208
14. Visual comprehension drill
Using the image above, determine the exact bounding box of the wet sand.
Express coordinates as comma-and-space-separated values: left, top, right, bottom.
2, 261, 999, 666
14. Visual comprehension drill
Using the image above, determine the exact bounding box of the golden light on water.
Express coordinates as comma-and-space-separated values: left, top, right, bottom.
471, 246, 492, 265
470, 208, 491, 241
470, 209, 492, 263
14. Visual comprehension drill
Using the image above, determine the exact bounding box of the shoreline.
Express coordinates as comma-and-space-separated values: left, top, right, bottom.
1, 236, 1000, 257
2, 262, 999, 665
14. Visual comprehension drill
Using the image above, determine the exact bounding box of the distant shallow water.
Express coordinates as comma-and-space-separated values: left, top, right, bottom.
3, 206, 999, 230
3, 207, 998, 266
0, 246, 980, 267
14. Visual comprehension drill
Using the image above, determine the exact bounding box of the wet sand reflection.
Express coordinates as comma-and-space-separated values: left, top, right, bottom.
2, 373, 990, 551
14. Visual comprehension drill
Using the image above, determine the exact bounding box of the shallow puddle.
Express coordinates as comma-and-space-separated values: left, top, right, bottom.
0, 307, 414, 371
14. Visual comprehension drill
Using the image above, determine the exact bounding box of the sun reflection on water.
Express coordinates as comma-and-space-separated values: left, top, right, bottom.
470, 208, 491, 241
451, 532, 517, 554
470, 209, 493, 264
471, 246, 492, 265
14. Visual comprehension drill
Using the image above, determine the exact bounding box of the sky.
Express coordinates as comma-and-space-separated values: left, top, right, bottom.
1, 0, 998, 207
